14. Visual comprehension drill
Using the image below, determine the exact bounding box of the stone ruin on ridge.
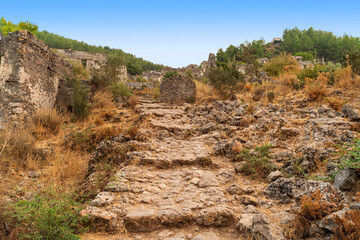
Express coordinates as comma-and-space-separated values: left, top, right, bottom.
0, 30, 74, 124
159, 75, 196, 104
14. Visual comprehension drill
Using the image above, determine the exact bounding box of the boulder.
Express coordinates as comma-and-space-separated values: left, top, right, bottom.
237, 213, 284, 240
342, 104, 360, 122
264, 177, 338, 204
333, 168, 357, 191
267, 171, 283, 182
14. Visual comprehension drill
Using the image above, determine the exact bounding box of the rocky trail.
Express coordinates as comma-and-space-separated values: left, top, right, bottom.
81, 98, 360, 240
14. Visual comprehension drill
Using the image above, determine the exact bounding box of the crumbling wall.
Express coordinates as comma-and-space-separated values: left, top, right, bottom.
206, 53, 216, 74
0, 30, 73, 122
159, 76, 196, 104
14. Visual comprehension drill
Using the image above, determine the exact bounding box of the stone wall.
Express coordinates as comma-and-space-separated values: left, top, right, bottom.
0, 30, 74, 123
159, 76, 196, 104
55, 48, 128, 80
55, 48, 107, 70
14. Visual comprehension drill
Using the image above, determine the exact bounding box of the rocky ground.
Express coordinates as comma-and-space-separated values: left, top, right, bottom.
80, 97, 360, 240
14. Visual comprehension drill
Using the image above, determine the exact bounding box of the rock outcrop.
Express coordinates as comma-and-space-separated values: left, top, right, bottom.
0, 30, 73, 122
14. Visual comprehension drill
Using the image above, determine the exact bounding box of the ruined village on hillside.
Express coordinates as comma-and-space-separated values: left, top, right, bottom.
0, 16, 360, 240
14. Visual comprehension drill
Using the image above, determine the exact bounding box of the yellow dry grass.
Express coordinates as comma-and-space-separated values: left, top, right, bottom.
92, 90, 116, 109
195, 81, 220, 103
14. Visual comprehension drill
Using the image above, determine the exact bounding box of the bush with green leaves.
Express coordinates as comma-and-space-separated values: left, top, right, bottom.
4, 192, 87, 240
163, 71, 179, 79
67, 79, 90, 120
109, 82, 133, 99
208, 63, 244, 98
338, 139, 360, 170
0, 17, 38, 36
235, 144, 277, 178
262, 52, 298, 77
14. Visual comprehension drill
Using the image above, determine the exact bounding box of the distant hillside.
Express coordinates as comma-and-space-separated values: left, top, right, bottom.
0, 18, 164, 75
216, 27, 360, 65
35, 31, 164, 75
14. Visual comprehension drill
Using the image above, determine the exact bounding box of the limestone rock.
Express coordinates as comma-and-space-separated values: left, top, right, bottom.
264, 177, 338, 204
237, 213, 284, 240
318, 208, 349, 232
267, 170, 283, 182
342, 104, 360, 122
195, 207, 235, 226
333, 168, 357, 191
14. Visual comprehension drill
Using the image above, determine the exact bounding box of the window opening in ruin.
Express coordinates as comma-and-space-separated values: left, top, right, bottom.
81, 59, 87, 67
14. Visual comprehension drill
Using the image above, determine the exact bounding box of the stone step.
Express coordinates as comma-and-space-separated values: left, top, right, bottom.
82, 166, 237, 233
126, 138, 212, 168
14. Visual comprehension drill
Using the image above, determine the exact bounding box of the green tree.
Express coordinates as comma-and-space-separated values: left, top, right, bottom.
208, 63, 244, 98
0, 17, 38, 36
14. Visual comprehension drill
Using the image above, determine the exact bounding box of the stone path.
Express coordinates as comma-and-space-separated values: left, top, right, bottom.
81, 99, 280, 239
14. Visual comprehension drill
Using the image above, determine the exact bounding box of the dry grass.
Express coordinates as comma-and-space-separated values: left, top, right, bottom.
92, 90, 115, 109
335, 66, 353, 88
40, 149, 90, 192
286, 190, 343, 239
195, 81, 220, 103
326, 97, 347, 111
243, 82, 253, 92
127, 95, 138, 110
246, 103, 255, 114
31, 108, 64, 137
333, 209, 360, 240
0, 126, 37, 172
127, 125, 138, 138
305, 72, 330, 101
252, 86, 265, 101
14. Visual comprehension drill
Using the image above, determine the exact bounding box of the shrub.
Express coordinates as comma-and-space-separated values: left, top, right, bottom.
92, 90, 115, 109
163, 71, 179, 79
263, 52, 298, 77
0, 127, 36, 164
127, 125, 138, 138
288, 190, 343, 239
252, 87, 265, 101
136, 76, 147, 82
72, 80, 90, 120
108, 82, 133, 99
31, 108, 64, 135
64, 126, 121, 152
68, 60, 90, 80
333, 209, 360, 240
267, 91, 275, 102
305, 72, 329, 100
152, 86, 160, 99
127, 95, 138, 110
208, 63, 244, 98
326, 97, 347, 112
4, 192, 87, 240
91, 55, 124, 89
195, 81, 219, 103
243, 82, 253, 92
236, 144, 277, 178
338, 138, 360, 170
245, 103, 255, 114
334, 66, 353, 88
294, 52, 314, 61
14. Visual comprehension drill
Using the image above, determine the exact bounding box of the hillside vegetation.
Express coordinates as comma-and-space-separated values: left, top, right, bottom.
0, 17, 164, 75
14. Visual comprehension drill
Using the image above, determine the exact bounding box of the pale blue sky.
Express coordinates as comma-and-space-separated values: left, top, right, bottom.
1, 0, 360, 67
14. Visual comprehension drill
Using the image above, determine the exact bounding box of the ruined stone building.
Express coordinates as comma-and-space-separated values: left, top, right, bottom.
0, 30, 73, 123
55, 48, 128, 81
